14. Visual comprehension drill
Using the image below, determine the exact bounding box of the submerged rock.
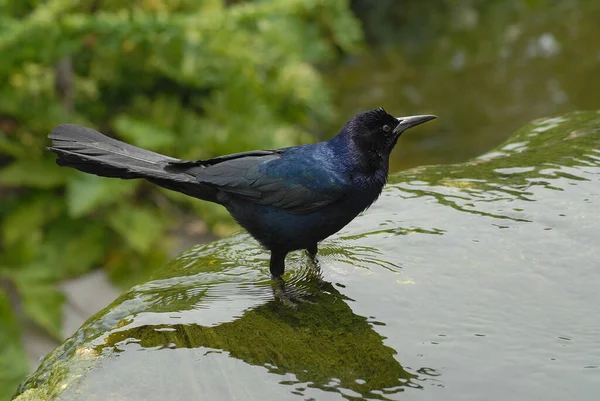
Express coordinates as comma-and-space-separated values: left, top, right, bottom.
14, 112, 600, 400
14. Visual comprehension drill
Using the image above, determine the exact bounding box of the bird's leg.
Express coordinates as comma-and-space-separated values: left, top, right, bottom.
271, 276, 299, 309
269, 250, 317, 307
305, 243, 318, 262
304, 243, 324, 282
269, 250, 287, 278
270, 251, 301, 308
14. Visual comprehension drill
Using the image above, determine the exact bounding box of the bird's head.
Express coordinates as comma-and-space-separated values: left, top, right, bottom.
341, 107, 437, 156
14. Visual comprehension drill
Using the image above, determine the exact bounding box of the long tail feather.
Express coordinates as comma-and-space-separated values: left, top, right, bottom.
48, 124, 216, 201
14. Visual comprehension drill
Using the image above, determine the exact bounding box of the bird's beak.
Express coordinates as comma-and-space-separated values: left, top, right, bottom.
393, 115, 437, 134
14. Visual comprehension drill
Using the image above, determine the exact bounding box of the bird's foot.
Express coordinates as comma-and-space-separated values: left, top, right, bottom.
302, 257, 329, 288
271, 276, 317, 307
305, 246, 318, 262
304, 251, 321, 273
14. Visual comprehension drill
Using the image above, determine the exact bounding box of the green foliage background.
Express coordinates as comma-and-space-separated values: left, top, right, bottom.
0, 0, 361, 397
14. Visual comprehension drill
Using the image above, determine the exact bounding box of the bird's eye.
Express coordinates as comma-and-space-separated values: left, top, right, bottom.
382, 124, 391, 133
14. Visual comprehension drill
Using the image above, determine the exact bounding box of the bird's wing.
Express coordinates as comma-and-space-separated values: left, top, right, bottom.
166, 148, 348, 214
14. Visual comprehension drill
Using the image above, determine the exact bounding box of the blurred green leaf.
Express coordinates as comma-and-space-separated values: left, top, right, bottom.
0, 132, 25, 158
42, 220, 108, 278
66, 175, 136, 218
62, 224, 108, 277
0, 288, 28, 400
2, 193, 62, 246
108, 206, 164, 254
114, 115, 177, 150
0, 158, 72, 188
106, 245, 168, 288
0, 241, 38, 271
14, 280, 65, 340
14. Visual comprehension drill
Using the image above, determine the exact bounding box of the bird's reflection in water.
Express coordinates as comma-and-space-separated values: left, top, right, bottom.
103, 259, 431, 400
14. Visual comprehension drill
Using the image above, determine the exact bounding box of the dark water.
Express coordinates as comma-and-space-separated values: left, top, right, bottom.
330, 1, 600, 172
14, 112, 600, 400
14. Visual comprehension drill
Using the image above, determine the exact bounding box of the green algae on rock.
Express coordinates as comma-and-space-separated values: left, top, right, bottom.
14, 111, 600, 400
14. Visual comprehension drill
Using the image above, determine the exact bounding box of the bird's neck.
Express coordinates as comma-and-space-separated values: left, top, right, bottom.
327, 134, 390, 187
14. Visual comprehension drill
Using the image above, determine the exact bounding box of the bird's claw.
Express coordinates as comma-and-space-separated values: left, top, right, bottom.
272, 276, 317, 307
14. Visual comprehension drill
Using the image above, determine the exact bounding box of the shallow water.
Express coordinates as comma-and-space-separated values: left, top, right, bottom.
14, 112, 600, 400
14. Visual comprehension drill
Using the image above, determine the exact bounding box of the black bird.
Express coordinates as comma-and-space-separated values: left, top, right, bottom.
48, 108, 436, 277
